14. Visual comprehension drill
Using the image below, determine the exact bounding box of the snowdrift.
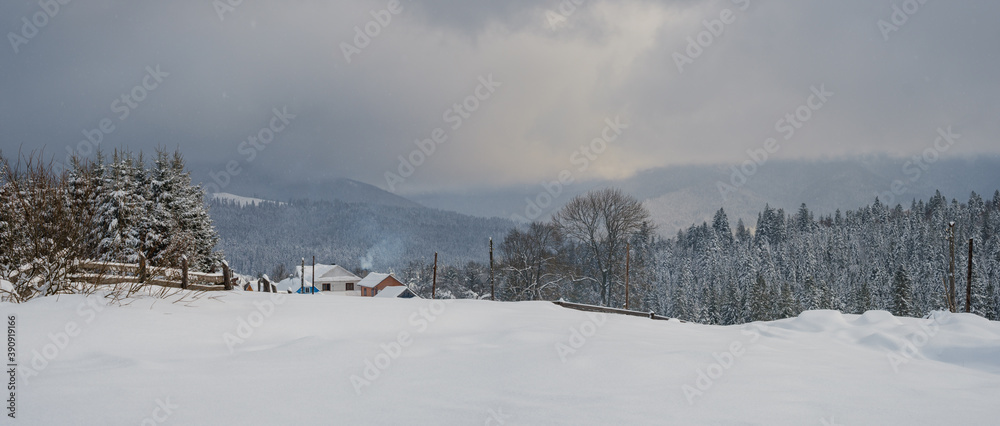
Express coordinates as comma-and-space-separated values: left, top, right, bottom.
4, 293, 999, 425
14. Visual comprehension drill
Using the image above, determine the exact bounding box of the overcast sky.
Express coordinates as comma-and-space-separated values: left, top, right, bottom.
2, 0, 997, 194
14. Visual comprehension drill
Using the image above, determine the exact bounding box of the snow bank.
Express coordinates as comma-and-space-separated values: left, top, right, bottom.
3, 294, 999, 424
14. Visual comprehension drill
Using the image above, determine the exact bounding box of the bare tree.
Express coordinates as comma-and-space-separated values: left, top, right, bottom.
498, 222, 563, 301
553, 187, 651, 307
0, 152, 94, 302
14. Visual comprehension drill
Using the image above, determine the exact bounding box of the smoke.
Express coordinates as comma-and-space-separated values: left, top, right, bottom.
359, 237, 405, 271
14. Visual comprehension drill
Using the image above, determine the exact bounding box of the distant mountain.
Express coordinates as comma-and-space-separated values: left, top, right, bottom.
208, 197, 515, 276
323, 178, 421, 208
191, 162, 419, 208
410, 156, 1000, 232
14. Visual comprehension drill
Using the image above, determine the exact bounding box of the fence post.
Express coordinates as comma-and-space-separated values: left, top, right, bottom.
138, 252, 147, 283
222, 260, 232, 291
181, 255, 189, 290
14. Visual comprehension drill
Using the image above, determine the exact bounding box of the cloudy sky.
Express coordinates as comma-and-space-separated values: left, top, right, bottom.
2, 0, 997, 195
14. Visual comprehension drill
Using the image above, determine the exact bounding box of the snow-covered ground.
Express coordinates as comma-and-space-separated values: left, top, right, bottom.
5, 292, 1000, 425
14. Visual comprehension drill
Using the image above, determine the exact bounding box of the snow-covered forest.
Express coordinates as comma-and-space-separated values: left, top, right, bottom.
398, 189, 1000, 323
1, 150, 221, 301
209, 197, 514, 275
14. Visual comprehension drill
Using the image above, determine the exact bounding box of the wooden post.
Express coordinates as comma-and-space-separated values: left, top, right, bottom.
301, 257, 305, 294
966, 238, 973, 313
625, 243, 630, 311
222, 260, 232, 291
138, 252, 147, 283
312, 255, 316, 292
432, 252, 438, 300
948, 222, 956, 313
181, 255, 188, 290
489, 238, 494, 301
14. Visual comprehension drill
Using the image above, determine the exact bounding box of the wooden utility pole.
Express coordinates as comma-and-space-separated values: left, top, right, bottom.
301, 257, 305, 294
948, 222, 956, 313
625, 243, 631, 311
432, 252, 438, 299
966, 238, 973, 313
312, 255, 316, 292
489, 238, 495, 301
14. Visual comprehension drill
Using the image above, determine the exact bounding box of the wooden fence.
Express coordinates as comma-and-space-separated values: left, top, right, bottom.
68, 255, 234, 292
553, 300, 674, 321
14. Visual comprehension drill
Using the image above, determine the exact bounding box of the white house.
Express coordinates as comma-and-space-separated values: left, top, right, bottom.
294, 264, 362, 294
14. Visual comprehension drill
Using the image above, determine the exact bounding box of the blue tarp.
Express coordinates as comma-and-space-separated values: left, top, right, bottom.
295, 286, 320, 294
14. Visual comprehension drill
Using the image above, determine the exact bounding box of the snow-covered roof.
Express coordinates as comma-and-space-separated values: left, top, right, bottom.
317, 265, 361, 282
357, 273, 392, 288
273, 277, 314, 292
374, 286, 416, 298
297, 264, 360, 282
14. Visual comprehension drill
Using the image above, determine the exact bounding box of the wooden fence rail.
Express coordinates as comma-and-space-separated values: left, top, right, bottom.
68, 257, 234, 291
553, 300, 675, 321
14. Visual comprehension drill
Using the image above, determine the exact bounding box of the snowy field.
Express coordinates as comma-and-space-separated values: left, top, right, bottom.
5, 292, 1000, 425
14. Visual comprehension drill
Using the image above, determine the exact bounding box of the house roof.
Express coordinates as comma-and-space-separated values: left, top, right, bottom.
357, 273, 393, 288
273, 277, 313, 292
374, 286, 417, 298
317, 265, 361, 282
297, 264, 360, 282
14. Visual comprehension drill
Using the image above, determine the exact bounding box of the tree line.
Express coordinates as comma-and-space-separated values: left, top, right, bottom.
397, 188, 1000, 323
1, 149, 222, 302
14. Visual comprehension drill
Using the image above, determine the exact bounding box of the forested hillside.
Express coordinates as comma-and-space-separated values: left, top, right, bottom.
209, 198, 516, 276
397, 190, 1000, 323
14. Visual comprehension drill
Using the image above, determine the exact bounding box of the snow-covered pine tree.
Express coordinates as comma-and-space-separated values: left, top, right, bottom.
93, 150, 144, 263
749, 275, 769, 321
891, 265, 914, 317
151, 150, 222, 271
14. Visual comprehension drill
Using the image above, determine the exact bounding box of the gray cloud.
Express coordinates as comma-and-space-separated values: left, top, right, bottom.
1, 0, 997, 196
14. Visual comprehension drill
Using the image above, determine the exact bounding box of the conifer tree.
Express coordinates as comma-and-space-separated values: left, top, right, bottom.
891, 265, 914, 317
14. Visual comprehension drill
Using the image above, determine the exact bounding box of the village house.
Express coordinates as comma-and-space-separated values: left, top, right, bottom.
312, 264, 362, 292
357, 272, 408, 297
